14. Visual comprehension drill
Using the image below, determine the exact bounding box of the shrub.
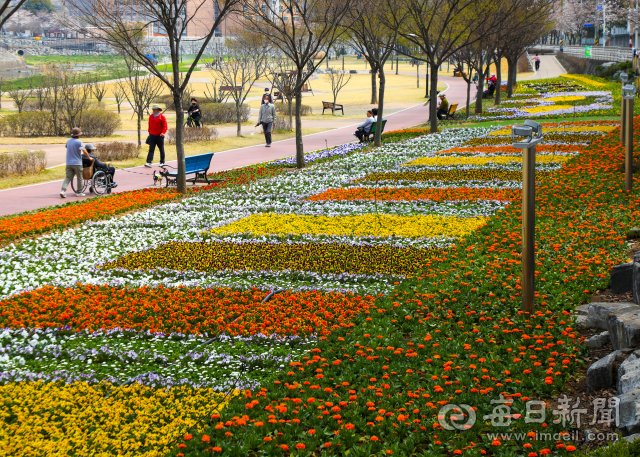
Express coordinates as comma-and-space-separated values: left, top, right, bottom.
166, 126, 219, 144
154, 93, 194, 112
93, 142, 140, 161
0, 149, 46, 177
0, 111, 56, 137
200, 103, 251, 124
273, 116, 292, 132
275, 102, 313, 116
78, 110, 121, 137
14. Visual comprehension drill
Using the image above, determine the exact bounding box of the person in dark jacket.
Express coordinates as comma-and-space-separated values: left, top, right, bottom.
82, 143, 117, 188
187, 98, 201, 127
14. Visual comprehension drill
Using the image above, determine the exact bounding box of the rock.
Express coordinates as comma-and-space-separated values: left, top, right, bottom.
624, 433, 640, 442
616, 387, 640, 435
586, 302, 638, 330
607, 307, 640, 350
575, 315, 588, 327
633, 252, 640, 304
586, 331, 610, 348
576, 304, 591, 316
587, 352, 621, 391
618, 352, 640, 394
611, 263, 634, 294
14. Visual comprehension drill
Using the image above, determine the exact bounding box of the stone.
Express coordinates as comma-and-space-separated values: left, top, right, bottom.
586, 331, 610, 349
607, 307, 640, 350
575, 315, 588, 327
618, 352, 640, 394
587, 352, 620, 391
633, 252, 640, 304
586, 302, 638, 330
576, 304, 591, 316
611, 263, 634, 294
616, 387, 640, 435
624, 433, 640, 442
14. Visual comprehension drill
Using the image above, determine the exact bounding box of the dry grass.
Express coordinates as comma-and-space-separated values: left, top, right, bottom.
0, 149, 46, 178
0, 127, 327, 190
0, 135, 140, 145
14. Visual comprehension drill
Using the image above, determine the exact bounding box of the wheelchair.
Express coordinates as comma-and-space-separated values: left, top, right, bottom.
71, 162, 113, 196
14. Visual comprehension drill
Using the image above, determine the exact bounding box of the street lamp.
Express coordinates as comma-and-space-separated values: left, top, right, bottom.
512, 120, 544, 313
623, 83, 637, 192
621, 72, 629, 144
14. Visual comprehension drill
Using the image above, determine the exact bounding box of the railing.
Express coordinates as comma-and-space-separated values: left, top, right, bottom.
530, 44, 633, 62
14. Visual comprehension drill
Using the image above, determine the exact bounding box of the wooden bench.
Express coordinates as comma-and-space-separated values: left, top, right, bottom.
322, 101, 344, 115
364, 119, 387, 142
161, 153, 215, 187
219, 85, 242, 94
446, 103, 459, 120
273, 91, 285, 102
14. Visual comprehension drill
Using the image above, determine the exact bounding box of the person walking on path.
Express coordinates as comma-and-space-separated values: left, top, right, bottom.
60, 127, 93, 198
145, 104, 168, 167
533, 54, 541, 71
257, 94, 276, 147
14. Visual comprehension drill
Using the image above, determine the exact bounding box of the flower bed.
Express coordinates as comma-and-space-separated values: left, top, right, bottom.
0, 115, 626, 456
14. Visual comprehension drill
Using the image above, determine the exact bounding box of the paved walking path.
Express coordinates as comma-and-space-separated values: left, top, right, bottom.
521, 55, 567, 80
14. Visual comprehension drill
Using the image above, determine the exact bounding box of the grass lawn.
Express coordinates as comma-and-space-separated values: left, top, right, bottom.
0, 127, 327, 190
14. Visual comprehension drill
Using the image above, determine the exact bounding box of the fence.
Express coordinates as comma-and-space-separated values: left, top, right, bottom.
530, 44, 633, 63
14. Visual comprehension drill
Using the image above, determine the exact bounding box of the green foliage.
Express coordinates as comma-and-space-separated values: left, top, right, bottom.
589, 438, 640, 457
24, 0, 54, 14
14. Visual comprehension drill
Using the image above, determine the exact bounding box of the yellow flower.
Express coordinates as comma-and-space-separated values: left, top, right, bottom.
520, 104, 574, 114
0, 381, 239, 457
206, 214, 486, 239
545, 95, 586, 102
560, 74, 608, 87
404, 155, 571, 167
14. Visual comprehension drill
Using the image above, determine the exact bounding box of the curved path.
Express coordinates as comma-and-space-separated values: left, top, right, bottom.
0, 76, 466, 217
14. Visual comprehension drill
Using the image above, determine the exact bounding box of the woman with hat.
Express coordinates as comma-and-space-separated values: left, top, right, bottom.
145, 104, 168, 167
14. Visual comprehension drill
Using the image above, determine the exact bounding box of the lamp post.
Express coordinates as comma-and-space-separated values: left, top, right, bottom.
622, 73, 629, 144
512, 120, 544, 313
623, 83, 637, 192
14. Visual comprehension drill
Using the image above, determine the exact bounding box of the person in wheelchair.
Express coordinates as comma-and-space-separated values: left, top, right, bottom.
483, 81, 496, 99
82, 143, 117, 188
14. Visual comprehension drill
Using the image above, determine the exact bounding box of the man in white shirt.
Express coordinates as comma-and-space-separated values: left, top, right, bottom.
354, 109, 374, 143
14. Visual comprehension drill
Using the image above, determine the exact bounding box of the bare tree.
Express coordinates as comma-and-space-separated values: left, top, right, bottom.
118, 56, 164, 147
266, 58, 297, 128
59, 74, 92, 129
65, 0, 242, 194
0, 0, 28, 29
92, 78, 108, 103
452, 45, 481, 119
324, 69, 352, 114
7, 82, 30, 113
389, 0, 529, 132
244, 0, 357, 168
32, 77, 50, 111
347, 0, 400, 146
213, 31, 270, 137
112, 84, 127, 114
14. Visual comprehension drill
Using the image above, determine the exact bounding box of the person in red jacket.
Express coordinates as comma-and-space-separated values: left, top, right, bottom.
145, 104, 168, 167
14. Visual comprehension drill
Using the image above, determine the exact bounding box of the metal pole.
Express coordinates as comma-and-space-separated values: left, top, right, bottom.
522, 145, 536, 313
622, 94, 627, 144
626, 97, 634, 192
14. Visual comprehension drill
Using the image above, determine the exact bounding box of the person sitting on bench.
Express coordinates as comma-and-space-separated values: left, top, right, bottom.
82, 143, 117, 188
354, 109, 375, 143
437, 94, 449, 120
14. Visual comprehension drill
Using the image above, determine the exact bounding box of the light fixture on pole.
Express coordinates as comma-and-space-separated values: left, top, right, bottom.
621, 72, 629, 144
511, 120, 544, 313
622, 83, 637, 192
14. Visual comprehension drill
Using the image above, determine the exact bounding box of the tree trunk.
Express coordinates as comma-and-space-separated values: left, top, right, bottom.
429, 62, 439, 133
511, 59, 519, 91
137, 112, 141, 147
173, 91, 186, 194
370, 67, 378, 104
287, 95, 293, 126
494, 54, 502, 105
375, 68, 385, 147
236, 100, 242, 137
506, 57, 516, 98
295, 90, 304, 169
465, 79, 471, 119
475, 72, 485, 114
